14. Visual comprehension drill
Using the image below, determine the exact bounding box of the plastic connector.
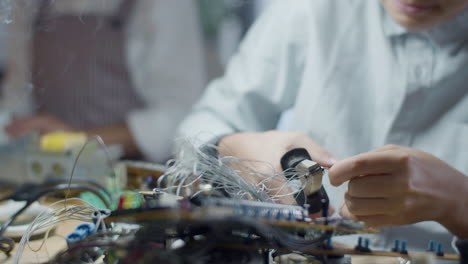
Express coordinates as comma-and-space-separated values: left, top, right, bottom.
65, 223, 96, 247
75, 223, 95, 237
66, 232, 83, 247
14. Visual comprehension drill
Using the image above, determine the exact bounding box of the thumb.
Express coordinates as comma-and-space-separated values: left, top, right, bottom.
309, 149, 338, 168
303, 141, 338, 168
339, 202, 358, 221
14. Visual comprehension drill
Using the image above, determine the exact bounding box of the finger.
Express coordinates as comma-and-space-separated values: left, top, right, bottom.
4, 120, 31, 138
291, 135, 338, 167
354, 215, 401, 228
311, 205, 336, 219
344, 192, 399, 215
276, 195, 297, 205
370, 144, 402, 153
340, 204, 397, 228
328, 150, 409, 186
347, 174, 407, 198
328, 205, 335, 216
339, 203, 358, 221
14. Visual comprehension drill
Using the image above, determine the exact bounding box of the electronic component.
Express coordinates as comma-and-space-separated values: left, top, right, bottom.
66, 223, 96, 247
401, 240, 408, 255
25, 142, 122, 188
34, 191, 462, 264
40, 132, 87, 152
354, 237, 371, 253
436, 242, 444, 257
281, 148, 329, 215
0, 134, 123, 188
427, 240, 435, 252
199, 197, 310, 222
6, 140, 463, 263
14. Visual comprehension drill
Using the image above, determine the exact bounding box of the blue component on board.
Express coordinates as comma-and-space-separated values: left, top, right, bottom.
436, 242, 444, 257
427, 240, 435, 252
66, 223, 96, 248
364, 238, 370, 250
400, 240, 408, 254
75, 223, 96, 237
355, 237, 370, 252
392, 239, 400, 252
326, 237, 333, 249
66, 232, 83, 247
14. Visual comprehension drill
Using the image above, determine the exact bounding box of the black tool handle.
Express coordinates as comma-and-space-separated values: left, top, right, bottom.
305, 187, 329, 215
281, 148, 329, 216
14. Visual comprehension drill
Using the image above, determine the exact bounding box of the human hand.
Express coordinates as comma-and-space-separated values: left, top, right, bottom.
5, 114, 73, 139
218, 131, 337, 205
329, 145, 468, 238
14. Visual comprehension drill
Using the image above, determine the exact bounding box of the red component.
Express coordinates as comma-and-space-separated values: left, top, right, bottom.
118, 195, 125, 210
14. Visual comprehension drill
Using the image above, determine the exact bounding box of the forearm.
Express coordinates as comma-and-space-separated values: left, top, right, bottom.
85, 123, 139, 158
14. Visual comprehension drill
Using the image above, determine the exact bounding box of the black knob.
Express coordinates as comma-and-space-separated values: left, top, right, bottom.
280, 148, 330, 216
280, 148, 311, 174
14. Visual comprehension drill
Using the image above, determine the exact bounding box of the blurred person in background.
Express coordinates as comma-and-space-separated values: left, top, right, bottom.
178, 0, 468, 254
2, 0, 206, 162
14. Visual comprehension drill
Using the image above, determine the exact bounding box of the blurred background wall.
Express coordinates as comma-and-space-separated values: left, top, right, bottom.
0, 0, 277, 99
199, 0, 276, 80
0, 0, 276, 85
0, 22, 6, 78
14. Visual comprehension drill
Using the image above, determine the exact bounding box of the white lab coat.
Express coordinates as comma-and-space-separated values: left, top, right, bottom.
178, 0, 468, 254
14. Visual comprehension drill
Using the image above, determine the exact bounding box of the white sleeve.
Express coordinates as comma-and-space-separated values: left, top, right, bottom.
176, 0, 311, 148
125, 0, 206, 163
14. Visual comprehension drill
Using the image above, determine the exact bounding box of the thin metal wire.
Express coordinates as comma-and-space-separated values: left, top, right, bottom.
158, 140, 305, 203
12, 198, 104, 264
66, 135, 116, 208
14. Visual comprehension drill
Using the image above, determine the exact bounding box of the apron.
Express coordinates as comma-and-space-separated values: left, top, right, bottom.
32, 0, 144, 129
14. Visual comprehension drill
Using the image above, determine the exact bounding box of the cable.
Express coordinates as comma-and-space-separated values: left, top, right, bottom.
159, 140, 304, 203
0, 237, 14, 256
47, 230, 137, 264
66, 135, 117, 208
11, 198, 103, 264
0, 181, 110, 240
0, 136, 114, 246
0, 136, 115, 260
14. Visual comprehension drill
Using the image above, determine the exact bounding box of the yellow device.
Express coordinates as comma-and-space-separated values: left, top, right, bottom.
40, 132, 88, 152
